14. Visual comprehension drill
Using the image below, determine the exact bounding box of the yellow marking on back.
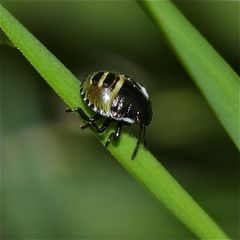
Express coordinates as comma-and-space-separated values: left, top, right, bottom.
103, 74, 125, 113
81, 73, 126, 116
110, 74, 125, 98
97, 72, 109, 88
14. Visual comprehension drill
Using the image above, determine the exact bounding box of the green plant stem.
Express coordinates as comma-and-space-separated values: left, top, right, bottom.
140, 0, 239, 150
0, 4, 229, 239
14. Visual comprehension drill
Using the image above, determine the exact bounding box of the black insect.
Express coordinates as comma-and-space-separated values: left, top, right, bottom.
67, 71, 152, 159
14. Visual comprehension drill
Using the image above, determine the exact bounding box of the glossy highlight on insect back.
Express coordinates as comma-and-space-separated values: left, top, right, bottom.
67, 71, 152, 159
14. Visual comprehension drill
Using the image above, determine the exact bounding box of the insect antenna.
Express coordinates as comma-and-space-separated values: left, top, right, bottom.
131, 125, 143, 160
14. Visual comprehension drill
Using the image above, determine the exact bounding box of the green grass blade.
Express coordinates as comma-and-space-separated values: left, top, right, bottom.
0, 5, 229, 239
140, 0, 239, 150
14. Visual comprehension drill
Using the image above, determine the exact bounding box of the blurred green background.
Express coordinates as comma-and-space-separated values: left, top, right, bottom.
1, 1, 239, 239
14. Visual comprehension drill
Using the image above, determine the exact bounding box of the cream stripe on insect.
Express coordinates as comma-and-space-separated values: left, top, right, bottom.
111, 74, 125, 97
89, 73, 95, 85
97, 72, 109, 87
105, 74, 126, 113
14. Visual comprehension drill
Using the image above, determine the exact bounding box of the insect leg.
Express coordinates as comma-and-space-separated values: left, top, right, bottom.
66, 107, 101, 130
131, 125, 143, 160
105, 122, 122, 147
96, 119, 112, 133
66, 107, 90, 121
80, 114, 102, 129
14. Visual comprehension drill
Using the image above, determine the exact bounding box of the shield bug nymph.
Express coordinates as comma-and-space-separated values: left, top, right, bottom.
67, 71, 152, 159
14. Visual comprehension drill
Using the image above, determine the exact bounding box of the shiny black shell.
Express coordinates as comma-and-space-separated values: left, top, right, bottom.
80, 71, 152, 126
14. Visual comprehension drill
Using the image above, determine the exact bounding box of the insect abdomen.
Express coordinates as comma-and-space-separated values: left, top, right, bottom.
80, 71, 125, 117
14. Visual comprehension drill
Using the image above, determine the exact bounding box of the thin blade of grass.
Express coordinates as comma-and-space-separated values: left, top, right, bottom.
140, 0, 239, 150
0, 5, 229, 239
